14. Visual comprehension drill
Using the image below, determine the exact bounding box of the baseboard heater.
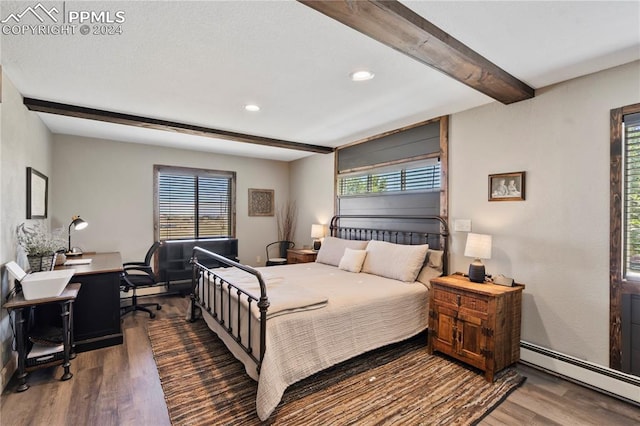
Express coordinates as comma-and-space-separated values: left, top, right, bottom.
520, 341, 640, 406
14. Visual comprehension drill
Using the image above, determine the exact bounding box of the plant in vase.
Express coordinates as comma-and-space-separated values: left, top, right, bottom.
17, 223, 66, 272
276, 200, 297, 258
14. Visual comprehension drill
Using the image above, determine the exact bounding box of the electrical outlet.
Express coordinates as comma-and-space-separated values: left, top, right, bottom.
256, 255, 262, 264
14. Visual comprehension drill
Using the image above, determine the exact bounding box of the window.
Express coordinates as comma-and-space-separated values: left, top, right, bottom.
624, 112, 640, 280
335, 118, 447, 219
338, 160, 441, 197
154, 165, 235, 241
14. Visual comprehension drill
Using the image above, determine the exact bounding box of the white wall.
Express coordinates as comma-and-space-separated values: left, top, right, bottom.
0, 71, 53, 389
449, 60, 640, 367
290, 152, 335, 248
51, 135, 290, 267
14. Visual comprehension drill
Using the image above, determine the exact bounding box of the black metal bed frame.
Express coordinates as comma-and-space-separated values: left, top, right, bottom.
189, 214, 449, 374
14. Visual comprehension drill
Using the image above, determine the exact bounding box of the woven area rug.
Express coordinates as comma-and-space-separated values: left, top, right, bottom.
148, 315, 525, 425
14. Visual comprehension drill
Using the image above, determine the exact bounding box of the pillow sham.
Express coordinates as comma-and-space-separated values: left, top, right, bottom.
338, 248, 368, 273
416, 266, 442, 288
426, 249, 444, 273
361, 240, 429, 282
315, 236, 369, 266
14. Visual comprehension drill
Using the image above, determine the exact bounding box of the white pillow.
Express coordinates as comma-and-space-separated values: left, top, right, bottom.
338, 248, 368, 273
361, 240, 429, 282
315, 236, 369, 266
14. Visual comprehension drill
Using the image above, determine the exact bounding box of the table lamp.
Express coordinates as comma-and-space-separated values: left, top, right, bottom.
67, 215, 88, 255
464, 233, 492, 283
311, 224, 325, 250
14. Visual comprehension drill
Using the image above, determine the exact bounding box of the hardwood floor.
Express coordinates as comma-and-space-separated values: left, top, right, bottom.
1, 295, 638, 425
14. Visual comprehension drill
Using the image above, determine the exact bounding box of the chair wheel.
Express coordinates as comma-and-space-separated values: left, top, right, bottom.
156, 305, 162, 310
150, 313, 156, 319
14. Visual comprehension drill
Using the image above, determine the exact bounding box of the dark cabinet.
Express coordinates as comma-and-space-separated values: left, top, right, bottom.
622, 294, 640, 375
157, 239, 238, 293
44, 253, 124, 353
72, 270, 122, 350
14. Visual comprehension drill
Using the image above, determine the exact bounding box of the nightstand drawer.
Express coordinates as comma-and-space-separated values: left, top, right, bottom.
460, 294, 488, 314
433, 287, 460, 306
433, 287, 489, 315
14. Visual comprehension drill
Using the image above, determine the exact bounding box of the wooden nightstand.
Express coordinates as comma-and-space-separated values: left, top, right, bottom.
428, 274, 524, 382
287, 249, 317, 264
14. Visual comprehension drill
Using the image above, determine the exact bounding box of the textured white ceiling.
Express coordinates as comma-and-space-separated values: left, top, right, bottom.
2, 0, 639, 161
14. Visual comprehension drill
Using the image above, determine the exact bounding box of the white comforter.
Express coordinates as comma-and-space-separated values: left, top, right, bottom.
195, 262, 430, 420
214, 267, 328, 319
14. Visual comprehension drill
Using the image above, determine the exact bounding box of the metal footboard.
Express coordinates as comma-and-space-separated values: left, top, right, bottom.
190, 247, 269, 373
188, 215, 449, 375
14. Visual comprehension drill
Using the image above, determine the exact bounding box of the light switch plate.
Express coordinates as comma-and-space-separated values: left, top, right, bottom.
454, 219, 472, 232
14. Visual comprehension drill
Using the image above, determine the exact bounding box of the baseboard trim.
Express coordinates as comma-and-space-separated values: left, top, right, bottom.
1, 352, 17, 392
520, 341, 640, 405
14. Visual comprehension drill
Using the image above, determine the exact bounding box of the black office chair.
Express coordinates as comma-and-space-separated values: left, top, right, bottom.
266, 241, 294, 266
120, 241, 163, 318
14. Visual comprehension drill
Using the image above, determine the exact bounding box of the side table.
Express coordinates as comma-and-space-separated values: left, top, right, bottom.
3, 282, 81, 392
287, 249, 318, 264
428, 275, 524, 382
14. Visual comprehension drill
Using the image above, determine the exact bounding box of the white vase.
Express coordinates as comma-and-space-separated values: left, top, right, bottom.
55, 252, 66, 266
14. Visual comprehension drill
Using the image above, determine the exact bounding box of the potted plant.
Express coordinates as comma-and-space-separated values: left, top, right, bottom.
276, 200, 297, 257
17, 223, 66, 272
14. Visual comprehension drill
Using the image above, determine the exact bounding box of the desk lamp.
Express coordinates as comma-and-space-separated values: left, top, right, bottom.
464, 233, 492, 283
311, 224, 325, 250
67, 215, 88, 255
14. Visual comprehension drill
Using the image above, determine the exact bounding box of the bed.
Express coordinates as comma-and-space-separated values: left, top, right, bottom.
189, 215, 449, 420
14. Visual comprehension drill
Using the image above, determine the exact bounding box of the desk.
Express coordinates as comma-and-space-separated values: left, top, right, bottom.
52, 252, 123, 352
4, 283, 80, 392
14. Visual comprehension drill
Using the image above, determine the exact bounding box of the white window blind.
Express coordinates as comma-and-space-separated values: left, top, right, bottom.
338, 160, 441, 197
156, 166, 234, 241
624, 112, 640, 278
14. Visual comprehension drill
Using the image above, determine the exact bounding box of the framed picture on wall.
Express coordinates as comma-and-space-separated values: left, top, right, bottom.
248, 188, 274, 216
488, 171, 525, 201
26, 167, 48, 218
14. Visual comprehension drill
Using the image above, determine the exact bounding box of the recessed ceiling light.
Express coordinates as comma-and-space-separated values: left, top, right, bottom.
350, 70, 375, 81
244, 104, 260, 112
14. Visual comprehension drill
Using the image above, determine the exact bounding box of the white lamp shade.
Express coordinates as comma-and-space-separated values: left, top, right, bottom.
311, 224, 325, 239
464, 233, 492, 259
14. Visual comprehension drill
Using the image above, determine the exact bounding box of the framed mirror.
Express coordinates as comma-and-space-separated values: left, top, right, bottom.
26, 167, 48, 219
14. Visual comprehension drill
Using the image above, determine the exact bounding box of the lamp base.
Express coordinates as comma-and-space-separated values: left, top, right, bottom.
468, 262, 486, 283
313, 240, 321, 251
66, 247, 84, 256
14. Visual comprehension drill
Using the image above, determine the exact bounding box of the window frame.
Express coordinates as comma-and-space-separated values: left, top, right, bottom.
153, 164, 236, 241
609, 103, 640, 371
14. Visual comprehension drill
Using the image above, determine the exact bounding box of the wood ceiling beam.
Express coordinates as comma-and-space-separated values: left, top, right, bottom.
23, 98, 335, 155
299, 0, 534, 104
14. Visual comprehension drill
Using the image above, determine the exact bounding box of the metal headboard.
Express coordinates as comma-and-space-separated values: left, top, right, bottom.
329, 215, 449, 275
